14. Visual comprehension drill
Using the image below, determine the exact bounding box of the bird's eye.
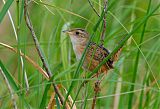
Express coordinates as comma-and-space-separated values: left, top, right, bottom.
75, 31, 79, 35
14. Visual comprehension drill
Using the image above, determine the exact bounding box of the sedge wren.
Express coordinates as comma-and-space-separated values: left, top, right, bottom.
63, 28, 120, 74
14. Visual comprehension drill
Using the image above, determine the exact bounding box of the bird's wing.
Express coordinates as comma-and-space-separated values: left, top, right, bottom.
87, 42, 113, 69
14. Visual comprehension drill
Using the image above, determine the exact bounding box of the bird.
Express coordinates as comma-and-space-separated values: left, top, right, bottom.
63, 28, 121, 76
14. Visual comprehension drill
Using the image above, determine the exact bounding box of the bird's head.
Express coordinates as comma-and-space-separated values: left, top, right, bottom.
63, 28, 89, 45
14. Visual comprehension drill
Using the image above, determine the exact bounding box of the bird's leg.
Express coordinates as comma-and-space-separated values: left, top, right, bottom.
91, 71, 101, 109
99, 70, 108, 83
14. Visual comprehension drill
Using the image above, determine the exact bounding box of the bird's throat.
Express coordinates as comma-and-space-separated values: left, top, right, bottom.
72, 44, 86, 60
70, 36, 88, 60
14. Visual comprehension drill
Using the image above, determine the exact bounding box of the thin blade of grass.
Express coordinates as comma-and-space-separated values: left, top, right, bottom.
20, 0, 24, 23
0, 60, 19, 93
0, 60, 30, 108
55, 94, 61, 109
128, 0, 152, 108
0, 0, 14, 23
39, 78, 53, 109
61, 22, 71, 70
31, 0, 93, 25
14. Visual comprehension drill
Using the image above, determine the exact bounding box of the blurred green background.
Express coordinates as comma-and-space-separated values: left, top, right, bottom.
0, 0, 160, 108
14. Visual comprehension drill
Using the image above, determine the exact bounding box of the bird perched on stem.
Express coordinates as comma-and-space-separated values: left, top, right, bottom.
63, 28, 121, 75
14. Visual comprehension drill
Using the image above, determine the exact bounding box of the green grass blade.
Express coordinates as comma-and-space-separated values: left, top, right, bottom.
0, 60, 30, 108
39, 81, 51, 109
55, 94, 61, 109
128, 0, 152, 108
20, 0, 24, 23
61, 23, 71, 70
39, 76, 54, 109
0, 0, 14, 23
0, 60, 19, 92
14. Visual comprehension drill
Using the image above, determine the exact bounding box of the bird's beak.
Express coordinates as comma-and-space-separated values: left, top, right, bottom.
62, 30, 71, 34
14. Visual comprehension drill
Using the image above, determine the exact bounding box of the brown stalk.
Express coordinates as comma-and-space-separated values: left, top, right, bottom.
0, 42, 72, 108
0, 42, 49, 79
100, 0, 108, 46
91, 80, 101, 109
88, 1, 123, 108
0, 69, 18, 109
48, 92, 55, 109
89, 0, 108, 109
87, 0, 100, 17
87, 0, 108, 45
24, 0, 68, 108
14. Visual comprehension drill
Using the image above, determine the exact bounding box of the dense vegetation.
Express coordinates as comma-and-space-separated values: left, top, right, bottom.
0, 0, 160, 108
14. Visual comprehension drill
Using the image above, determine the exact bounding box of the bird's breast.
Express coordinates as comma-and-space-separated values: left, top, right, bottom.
73, 45, 85, 60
